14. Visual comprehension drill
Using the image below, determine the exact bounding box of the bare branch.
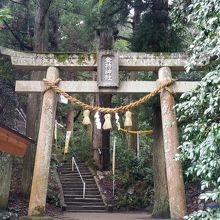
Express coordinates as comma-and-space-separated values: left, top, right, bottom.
3, 20, 33, 51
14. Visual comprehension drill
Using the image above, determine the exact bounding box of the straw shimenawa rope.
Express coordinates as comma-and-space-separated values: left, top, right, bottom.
119, 127, 153, 135
43, 78, 176, 114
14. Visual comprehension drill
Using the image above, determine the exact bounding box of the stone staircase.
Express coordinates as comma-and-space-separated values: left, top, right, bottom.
58, 161, 106, 212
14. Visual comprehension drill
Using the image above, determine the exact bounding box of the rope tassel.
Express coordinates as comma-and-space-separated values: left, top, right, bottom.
124, 111, 132, 128
82, 110, 91, 125
103, 114, 112, 130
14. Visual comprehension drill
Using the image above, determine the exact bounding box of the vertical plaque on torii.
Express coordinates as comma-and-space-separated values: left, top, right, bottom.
97, 50, 119, 88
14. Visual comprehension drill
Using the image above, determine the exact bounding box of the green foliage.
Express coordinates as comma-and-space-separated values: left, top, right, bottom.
0, 8, 12, 25
86, 0, 129, 32
115, 138, 153, 184
175, 0, 220, 218
186, 0, 220, 71
69, 114, 91, 161
176, 71, 220, 187
99, 0, 105, 7
117, 192, 151, 210
114, 135, 153, 209
115, 39, 130, 52
184, 208, 220, 220
131, 1, 186, 52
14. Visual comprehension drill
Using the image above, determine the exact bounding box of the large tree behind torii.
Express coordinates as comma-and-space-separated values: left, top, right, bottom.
21, 0, 51, 195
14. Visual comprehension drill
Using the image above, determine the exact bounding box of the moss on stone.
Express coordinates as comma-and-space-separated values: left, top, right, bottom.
54, 53, 69, 63
76, 53, 96, 64
77, 53, 86, 64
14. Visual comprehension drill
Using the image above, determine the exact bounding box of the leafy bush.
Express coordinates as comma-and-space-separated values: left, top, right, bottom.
0, 8, 12, 25
184, 208, 220, 220
175, 0, 220, 218
114, 138, 154, 209
116, 143, 153, 185
176, 71, 220, 219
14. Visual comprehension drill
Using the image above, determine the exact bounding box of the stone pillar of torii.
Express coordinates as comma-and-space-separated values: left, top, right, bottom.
0, 47, 205, 219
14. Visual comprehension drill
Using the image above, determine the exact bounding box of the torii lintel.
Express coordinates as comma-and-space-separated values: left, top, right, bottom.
0, 46, 208, 72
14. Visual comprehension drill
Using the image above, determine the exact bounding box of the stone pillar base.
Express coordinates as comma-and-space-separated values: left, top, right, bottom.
19, 217, 53, 220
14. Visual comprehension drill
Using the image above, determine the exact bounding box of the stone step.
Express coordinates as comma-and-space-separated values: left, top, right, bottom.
63, 191, 101, 196
60, 179, 95, 183
60, 165, 87, 169
63, 189, 100, 194
60, 172, 92, 176
61, 162, 85, 165
59, 170, 92, 176
63, 188, 98, 193
62, 184, 97, 189
60, 175, 93, 179
62, 171, 90, 174
64, 194, 102, 198
60, 169, 89, 172
61, 184, 96, 188
59, 172, 93, 177
64, 197, 103, 202
59, 167, 90, 170
61, 179, 93, 182
59, 161, 105, 212
66, 205, 106, 211
59, 173, 93, 178
61, 181, 96, 184
62, 186, 97, 189
65, 201, 104, 206
63, 188, 99, 192
60, 177, 95, 181
60, 174, 93, 177
59, 166, 89, 169
60, 176, 91, 180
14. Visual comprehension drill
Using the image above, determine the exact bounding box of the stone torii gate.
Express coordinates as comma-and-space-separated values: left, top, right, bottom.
0, 47, 202, 219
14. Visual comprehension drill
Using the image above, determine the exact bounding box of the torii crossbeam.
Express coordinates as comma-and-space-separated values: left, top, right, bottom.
0, 47, 204, 219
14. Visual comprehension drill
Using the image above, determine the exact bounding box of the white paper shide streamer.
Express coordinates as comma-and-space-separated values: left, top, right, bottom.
94, 112, 102, 129
115, 113, 120, 129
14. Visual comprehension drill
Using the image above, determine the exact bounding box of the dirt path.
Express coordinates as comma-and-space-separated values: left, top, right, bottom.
53, 211, 169, 220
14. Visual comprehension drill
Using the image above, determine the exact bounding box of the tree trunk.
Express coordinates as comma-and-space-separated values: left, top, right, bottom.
66, 109, 75, 155
132, 0, 143, 31
127, 118, 137, 153
49, 6, 59, 51
128, 72, 138, 153
0, 154, 13, 210
66, 109, 75, 152
92, 29, 114, 170
100, 94, 112, 171
87, 94, 94, 156
152, 105, 170, 218
66, 110, 75, 133
92, 94, 102, 170
21, 0, 50, 196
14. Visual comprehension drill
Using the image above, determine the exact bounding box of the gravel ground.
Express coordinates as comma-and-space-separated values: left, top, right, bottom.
53, 211, 169, 220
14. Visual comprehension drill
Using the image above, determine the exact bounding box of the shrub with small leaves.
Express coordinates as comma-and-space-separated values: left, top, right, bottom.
175, 0, 220, 218
0, 8, 12, 25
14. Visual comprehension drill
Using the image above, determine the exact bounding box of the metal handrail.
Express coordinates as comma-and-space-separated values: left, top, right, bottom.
72, 157, 86, 199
